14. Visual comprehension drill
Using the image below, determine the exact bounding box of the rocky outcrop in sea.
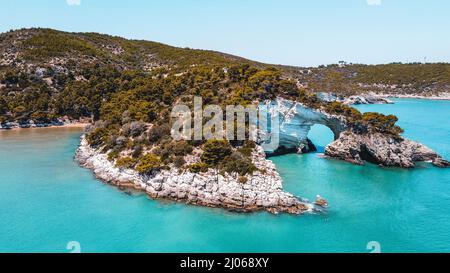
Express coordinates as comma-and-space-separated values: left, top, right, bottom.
76, 137, 319, 215
325, 131, 450, 168
262, 98, 449, 169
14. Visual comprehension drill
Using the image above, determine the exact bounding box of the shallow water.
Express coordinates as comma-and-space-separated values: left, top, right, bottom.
0, 99, 449, 253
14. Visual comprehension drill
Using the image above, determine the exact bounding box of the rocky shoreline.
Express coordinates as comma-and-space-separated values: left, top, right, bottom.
379, 92, 450, 101
73, 97, 449, 215
325, 131, 450, 168
75, 128, 449, 216
342, 95, 394, 105
316, 92, 394, 105
75, 136, 322, 215
348, 92, 450, 104
317, 92, 450, 106
0, 119, 90, 130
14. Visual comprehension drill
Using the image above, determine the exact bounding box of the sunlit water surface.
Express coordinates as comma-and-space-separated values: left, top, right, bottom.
0, 99, 449, 253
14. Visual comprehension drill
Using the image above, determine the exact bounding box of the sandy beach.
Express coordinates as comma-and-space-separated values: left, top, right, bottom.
0, 122, 90, 131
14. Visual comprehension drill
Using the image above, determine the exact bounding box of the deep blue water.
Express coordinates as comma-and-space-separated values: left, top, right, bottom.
0, 99, 449, 253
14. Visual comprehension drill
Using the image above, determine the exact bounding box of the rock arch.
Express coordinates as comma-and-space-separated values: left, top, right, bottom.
261, 98, 347, 156
259, 98, 449, 168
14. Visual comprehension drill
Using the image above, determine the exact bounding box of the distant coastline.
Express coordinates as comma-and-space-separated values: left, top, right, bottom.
317, 92, 450, 106
383, 93, 450, 101
0, 122, 89, 131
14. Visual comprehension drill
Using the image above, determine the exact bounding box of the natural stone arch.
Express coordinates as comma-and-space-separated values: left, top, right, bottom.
308, 124, 336, 152
260, 98, 347, 156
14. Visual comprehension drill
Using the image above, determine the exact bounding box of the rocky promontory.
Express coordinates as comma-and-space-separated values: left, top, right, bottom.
315, 92, 394, 105
265, 98, 449, 169
76, 136, 319, 215
74, 94, 449, 216
342, 95, 394, 105
325, 131, 450, 168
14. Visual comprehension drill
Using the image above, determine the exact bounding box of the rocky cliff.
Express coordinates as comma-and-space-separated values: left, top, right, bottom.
262, 97, 347, 155
263, 98, 449, 168
76, 136, 321, 215
75, 96, 449, 216
325, 131, 450, 168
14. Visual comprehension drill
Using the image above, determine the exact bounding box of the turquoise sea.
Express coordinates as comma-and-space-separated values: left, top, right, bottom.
0, 99, 449, 253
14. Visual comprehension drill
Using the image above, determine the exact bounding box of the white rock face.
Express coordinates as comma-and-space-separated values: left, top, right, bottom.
76, 137, 317, 214
316, 92, 394, 105
261, 98, 449, 168
261, 98, 347, 155
343, 95, 393, 105
325, 131, 450, 168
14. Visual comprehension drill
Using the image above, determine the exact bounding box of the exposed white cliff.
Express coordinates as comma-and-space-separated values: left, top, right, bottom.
76, 136, 318, 215
75, 97, 449, 216
342, 95, 393, 105
316, 92, 393, 105
263, 98, 449, 168
261, 97, 347, 155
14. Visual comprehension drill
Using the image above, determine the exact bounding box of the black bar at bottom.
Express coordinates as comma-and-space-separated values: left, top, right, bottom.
0, 253, 449, 272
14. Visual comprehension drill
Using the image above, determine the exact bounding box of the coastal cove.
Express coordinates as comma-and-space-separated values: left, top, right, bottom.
0, 99, 449, 253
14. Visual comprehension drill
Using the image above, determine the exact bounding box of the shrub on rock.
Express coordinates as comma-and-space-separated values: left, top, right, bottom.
201, 140, 232, 167
172, 140, 193, 156
173, 156, 186, 168
238, 140, 256, 157
148, 124, 171, 143
107, 150, 120, 161
188, 162, 209, 173
136, 154, 162, 174
122, 121, 147, 137
86, 127, 109, 147
221, 152, 257, 175
362, 112, 404, 136
115, 157, 138, 169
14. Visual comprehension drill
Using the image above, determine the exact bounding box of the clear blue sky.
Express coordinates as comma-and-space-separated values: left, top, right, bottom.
1, 0, 449, 67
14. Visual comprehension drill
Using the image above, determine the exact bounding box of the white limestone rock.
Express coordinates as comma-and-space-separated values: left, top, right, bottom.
76, 137, 317, 215
260, 97, 347, 155
325, 131, 450, 168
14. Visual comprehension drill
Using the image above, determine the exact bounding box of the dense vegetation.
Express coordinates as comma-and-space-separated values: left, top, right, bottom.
1, 28, 433, 177
78, 63, 298, 176
290, 63, 450, 96
323, 102, 403, 136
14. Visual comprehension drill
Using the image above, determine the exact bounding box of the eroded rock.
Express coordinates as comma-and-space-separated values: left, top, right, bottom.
261, 98, 347, 156
325, 131, 449, 168
76, 137, 319, 215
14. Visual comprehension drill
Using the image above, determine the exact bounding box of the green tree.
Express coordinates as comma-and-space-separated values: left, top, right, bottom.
115, 157, 138, 169
136, 154, 162, 174
0, 97, 8, 115
86, 128, 109, 147
221, 152, 257, 176
201, 140, 232, 167
13, 105, 27, 117
188, 162, 209, 173
362, 112, 403, 136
